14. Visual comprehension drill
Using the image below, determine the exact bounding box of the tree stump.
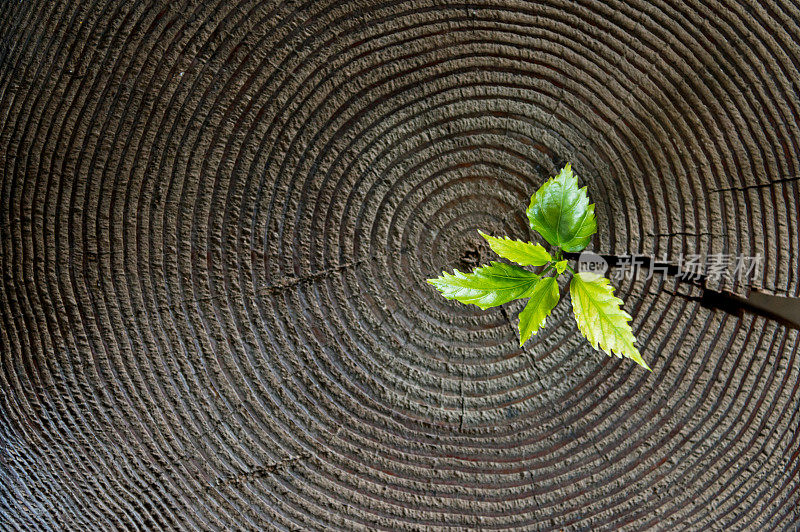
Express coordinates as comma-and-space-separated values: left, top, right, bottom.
1, 1, 798, 529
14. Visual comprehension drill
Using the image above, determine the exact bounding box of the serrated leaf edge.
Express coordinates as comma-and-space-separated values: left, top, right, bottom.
518, 276, 560, 346
570, 273, 650, 370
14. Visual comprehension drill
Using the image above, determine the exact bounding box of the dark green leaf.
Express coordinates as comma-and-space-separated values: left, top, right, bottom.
526, 163, 597, 252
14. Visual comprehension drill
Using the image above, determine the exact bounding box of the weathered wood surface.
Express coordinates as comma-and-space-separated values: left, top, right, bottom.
1, 1, 798, 530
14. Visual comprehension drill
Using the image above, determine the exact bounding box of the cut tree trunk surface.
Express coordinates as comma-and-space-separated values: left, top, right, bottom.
1, 1, 798, 530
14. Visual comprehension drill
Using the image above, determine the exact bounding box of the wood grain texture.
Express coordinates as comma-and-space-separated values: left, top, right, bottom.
0, 0, 798, 530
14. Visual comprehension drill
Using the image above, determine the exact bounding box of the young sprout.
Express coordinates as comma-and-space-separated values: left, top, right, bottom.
428, 163, 650, 370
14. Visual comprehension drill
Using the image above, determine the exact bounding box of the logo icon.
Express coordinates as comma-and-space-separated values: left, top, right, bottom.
577, 250, 608, 275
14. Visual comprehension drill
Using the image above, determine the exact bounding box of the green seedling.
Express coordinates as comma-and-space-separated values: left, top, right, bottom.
428, 163, 650, 370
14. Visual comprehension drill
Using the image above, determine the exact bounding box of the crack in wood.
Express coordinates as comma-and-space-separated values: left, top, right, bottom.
646, 232, 722, 238
209, 451, 316, 490
712, 175, 800, 193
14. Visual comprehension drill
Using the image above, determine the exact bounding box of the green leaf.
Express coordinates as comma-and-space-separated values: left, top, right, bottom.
554, 260, 568, 274
428, 262, 540, 310
569, 272, 650, 370
478, 231, 551, 266
526, 163, 597, 252
518, 276, 560, 346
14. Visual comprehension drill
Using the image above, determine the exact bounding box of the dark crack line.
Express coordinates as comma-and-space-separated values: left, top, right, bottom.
645, 289, 703, 302
646, 232, 722, 238
499, 306, 518, 339
133, 408, 242, 499
258, 257, 373, 295
208, 451, 316, 491
259, 246, 413, 297
712, 175, 800, 192
153, 248, 414, 312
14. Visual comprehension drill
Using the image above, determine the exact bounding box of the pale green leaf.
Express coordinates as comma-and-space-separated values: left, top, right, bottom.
526, 163, 597, 252
518, 276, 560, 346
569, 272, 650, 370
428, 262, 540, 310
478, 231, 551, 266
554, 260, 568, 274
